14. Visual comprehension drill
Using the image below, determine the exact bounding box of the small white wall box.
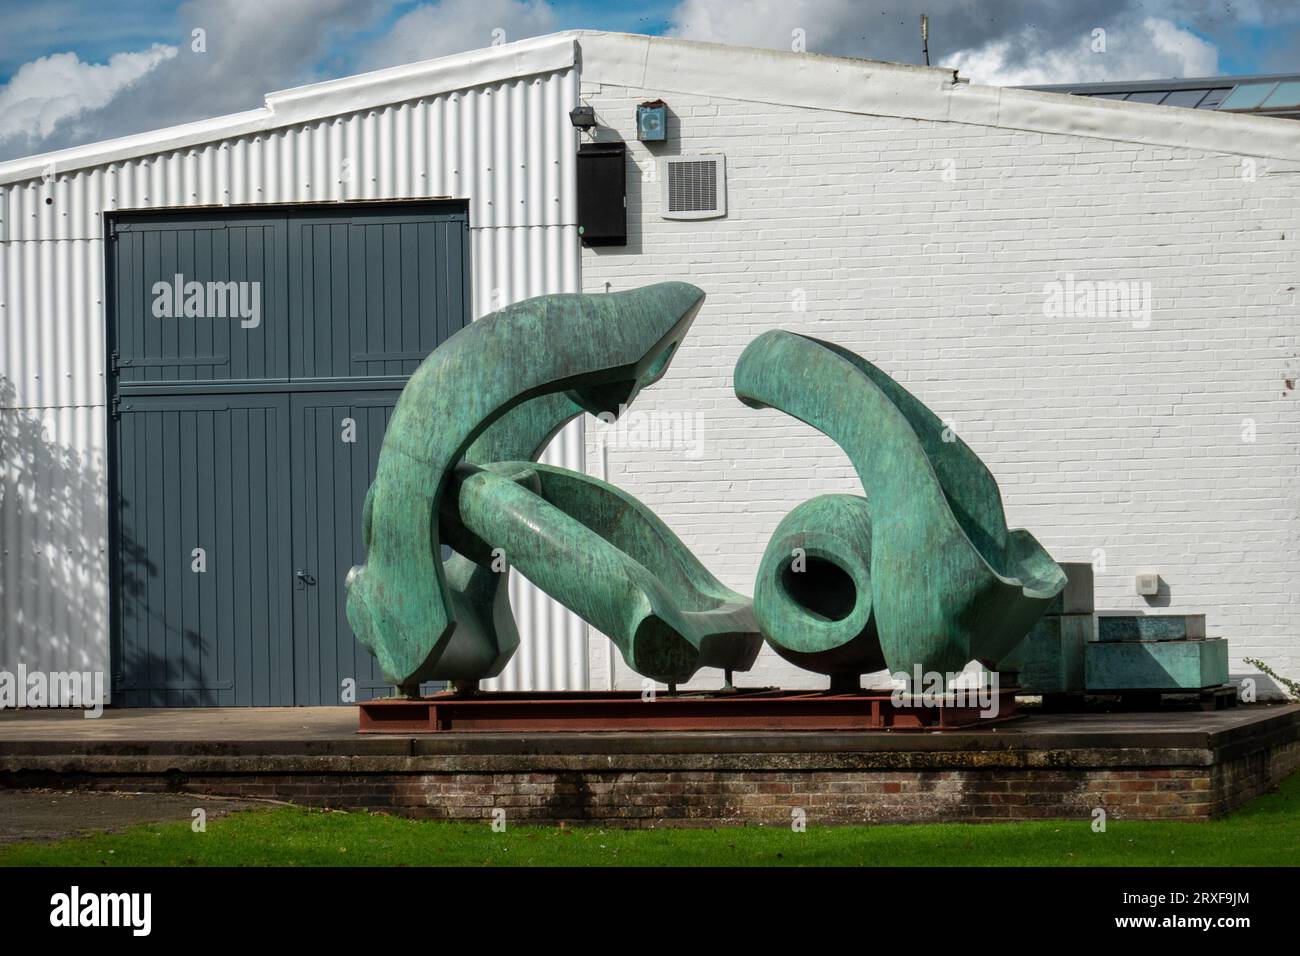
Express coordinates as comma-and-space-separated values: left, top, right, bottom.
1136, 573, 1160, 596
661, 155, 727, 220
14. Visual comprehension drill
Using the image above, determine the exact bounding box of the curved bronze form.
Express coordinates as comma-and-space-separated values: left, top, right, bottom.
414, 393, 586, 684
347, 283, 762, 692
753, 494, 883, 685
736, 330, 1065, 682
449, 462, 760, 685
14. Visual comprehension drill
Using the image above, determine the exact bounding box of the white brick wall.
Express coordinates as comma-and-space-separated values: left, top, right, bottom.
580, 82, 1300, 696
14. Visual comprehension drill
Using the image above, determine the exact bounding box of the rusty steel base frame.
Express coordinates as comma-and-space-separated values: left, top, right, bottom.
357, 687, 1022, 733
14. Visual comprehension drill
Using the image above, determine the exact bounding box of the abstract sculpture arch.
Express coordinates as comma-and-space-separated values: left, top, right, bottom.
737, 330, 1066, 685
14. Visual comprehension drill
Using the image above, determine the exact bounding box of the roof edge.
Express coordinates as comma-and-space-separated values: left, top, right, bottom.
0, 33, 579, 186
578, 33, 1300, 162
5, 29, 1300, 189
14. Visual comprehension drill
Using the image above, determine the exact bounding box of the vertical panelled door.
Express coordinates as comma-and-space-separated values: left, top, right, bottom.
108, 202, 470, 706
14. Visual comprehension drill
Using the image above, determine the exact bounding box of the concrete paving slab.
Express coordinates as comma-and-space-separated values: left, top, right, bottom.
0, 789, 263, 844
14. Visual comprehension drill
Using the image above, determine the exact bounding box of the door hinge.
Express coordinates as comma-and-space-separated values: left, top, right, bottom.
110, 395, 122, 419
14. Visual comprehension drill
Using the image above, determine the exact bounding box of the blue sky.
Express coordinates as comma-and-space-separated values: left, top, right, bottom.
0, 0, 676, 83
1, 0, 1297, 162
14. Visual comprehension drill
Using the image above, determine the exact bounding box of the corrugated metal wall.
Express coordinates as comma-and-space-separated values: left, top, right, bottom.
0, 65, 587, 695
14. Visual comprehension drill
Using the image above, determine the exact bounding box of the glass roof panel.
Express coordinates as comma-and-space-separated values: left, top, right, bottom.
1219, 82, 1278, 110
1160, 89, 1208, 108
1262, 81, 1300, 108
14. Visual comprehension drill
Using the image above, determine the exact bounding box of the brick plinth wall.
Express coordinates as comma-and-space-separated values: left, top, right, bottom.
5, 734, 1297, 826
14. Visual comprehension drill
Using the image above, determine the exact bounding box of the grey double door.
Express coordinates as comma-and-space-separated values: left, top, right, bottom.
108, 203, 469, 706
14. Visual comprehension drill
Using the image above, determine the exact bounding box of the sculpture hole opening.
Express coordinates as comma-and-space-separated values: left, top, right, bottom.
781, 556, 856, 621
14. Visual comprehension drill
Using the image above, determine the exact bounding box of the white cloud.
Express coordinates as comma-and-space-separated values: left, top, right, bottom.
664, 1, 1245, 84
667, 0, 867, 55
0, 0, 386, 161
0, 45, 176, 149
359, 0, 559, 72
942, 17, 1219, 86
0, 0, 568, 162
1145, 17, 1219, 77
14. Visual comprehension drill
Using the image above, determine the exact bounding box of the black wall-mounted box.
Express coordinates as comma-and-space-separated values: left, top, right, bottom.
576, 142, 626, 246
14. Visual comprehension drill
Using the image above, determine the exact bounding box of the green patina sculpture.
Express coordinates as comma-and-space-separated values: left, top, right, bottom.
753, 494, 883, 688
447, 461, 760, 684
737, 330, 1066, 687
404, 393, 583, 685
346, 283, 761, 693
349, 282, 1066, 696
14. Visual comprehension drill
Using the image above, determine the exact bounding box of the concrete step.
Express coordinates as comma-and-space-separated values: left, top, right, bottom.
1096, 613, 1206, 643
1085, 637, 1228, 691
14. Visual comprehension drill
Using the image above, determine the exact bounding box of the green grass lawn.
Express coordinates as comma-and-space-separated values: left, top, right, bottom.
3, 771, 1297, 867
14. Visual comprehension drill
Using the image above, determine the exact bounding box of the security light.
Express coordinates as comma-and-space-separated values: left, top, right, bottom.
569, 106, 597, 129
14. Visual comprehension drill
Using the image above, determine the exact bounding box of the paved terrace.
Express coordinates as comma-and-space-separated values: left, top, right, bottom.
0, 703, 1295, 758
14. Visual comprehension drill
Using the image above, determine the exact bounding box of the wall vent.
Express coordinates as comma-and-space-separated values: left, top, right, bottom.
661, 155, 726, 220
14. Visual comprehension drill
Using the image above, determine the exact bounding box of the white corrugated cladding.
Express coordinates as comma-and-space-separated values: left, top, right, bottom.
0, 34, 588, 695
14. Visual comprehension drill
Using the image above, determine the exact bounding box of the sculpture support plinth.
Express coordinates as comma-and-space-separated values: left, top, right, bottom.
357, 687, 1023, 733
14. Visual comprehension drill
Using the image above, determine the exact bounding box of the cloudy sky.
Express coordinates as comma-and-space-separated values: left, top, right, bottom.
2, 0, 1298, 161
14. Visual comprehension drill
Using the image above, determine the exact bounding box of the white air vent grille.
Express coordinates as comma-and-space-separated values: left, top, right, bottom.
661, 155, 726, 220
668, 161, 716, 211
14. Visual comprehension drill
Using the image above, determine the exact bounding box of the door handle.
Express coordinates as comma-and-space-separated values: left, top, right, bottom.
296, 569, 317, 589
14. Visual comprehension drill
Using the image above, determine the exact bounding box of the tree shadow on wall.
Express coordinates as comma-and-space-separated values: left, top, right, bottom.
0, 375, 113, 699
0, 375, 196, 706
